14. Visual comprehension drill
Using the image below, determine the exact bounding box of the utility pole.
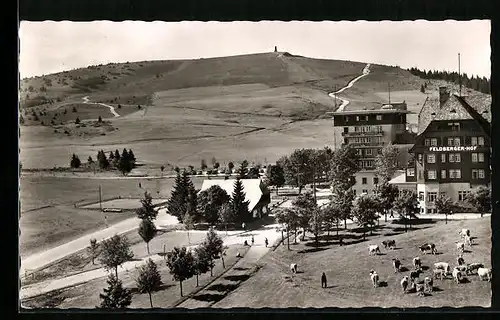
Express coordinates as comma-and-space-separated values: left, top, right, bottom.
388, 83, 391, 105
458, 53, 462, 96
99, 185, 102, 211
313, 166, 317, 204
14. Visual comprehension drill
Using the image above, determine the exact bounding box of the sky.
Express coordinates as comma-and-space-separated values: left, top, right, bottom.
19, 20, 491, 79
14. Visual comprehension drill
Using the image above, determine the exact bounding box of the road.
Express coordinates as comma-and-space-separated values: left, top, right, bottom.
328, 64, 371, 112
82, 96, 120, 118
20, 211, 179, 274
20, 221, 284, 300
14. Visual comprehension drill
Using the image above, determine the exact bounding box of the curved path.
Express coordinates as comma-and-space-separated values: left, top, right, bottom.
82, 96, 120, 118
328, 64, 371, 112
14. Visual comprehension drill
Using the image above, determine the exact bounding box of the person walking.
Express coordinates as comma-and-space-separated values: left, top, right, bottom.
251, 235, 255, 245
139, 182, 142, 189
265, 238, 269, 247
321, 272, 327, 288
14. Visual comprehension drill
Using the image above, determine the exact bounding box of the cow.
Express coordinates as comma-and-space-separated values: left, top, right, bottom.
392, 258, 401, 273
477, 268, 492, 282
416, 283, 425, 297
424, 276, 434, 293
466, 263, 484, 275
410, 270, 420, 283
457, 255, 465, 266
382, 240, 396, 250
369, 270, 379, 288
290, 263, 298, 274
368, 245, 381, 255
464, 235, 473, 246
434, 262, 451, 275
401, 276, 409, 293
452, 267, 463, 284
459, 228, 470, 238
413, 257, 422, 270
419, 243, 437, 255
456, 241, 465, 253
433, 268, 446, 280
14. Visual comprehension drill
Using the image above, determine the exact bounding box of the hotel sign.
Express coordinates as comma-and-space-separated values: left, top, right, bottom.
429, 146, 478, 152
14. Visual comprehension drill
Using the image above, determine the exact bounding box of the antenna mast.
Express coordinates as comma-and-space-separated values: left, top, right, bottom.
458, 53, 462, 96
388, 83, 391, 104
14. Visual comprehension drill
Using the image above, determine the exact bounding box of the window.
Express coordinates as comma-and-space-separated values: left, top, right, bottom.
362, 189, 368, 194
427, 170, 437, 179
356, 116, 360, 121
471, 136, 477, 145
407, 168, 415, 176
449, 169, 462, 179
420, 208, 424, 213
478, 153, 484, 162
344, 127, 349, 133
425, 139, 430, 146
418, 154, 423, 162
418, 170, 423, 179
428, 192, 438, 202
454, 137, 461, 146
458, 191, 470, 201
376, 115, 382, 120
431, 138, 438, 146
366, 149, 372, 156
373, 177, 379, 185
427, 154, 436, 163
362, 177, 367, 184
472, 169, 478, 179
441, 154, 446, 163
418, 192, 424, 201
478, 136, 485, 146
441, 169, 447, 179
472, 153, 478, 163
365, 115, 369, 121
447, 137, 454, 146
479, 169, 485, 179
449, 153, 461, 163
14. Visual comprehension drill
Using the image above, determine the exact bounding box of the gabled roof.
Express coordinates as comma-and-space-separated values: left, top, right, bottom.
199, 179, 267, 212
388, 171, 407, 184
417, 93, 491, 136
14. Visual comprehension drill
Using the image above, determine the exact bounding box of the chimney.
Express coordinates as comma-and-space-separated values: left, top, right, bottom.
439, 86, 450, 107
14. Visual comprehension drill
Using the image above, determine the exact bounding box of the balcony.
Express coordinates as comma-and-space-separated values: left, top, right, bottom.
342, 131, 384, 137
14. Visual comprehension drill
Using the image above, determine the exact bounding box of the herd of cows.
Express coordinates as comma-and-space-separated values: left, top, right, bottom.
290, 228, 491, 298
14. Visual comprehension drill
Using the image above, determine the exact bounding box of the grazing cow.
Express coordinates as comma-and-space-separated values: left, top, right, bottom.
424, 276, 434, 293
464, 235, 473, 246
452, 267, 463, 284
413, 257, 422, 270
419, 243, 437, 255
290, 263, 298, 274
456, 242, 465, 253
466, 263, 485, 275
369, 270, 379, 288
477, 268, 492, 282
457, 255, 465, 266
433, 268, 446, 280
401, 276, 409, 293
434, 262, 451, 275
410, 270, 420, 282
382, 240, 396, 250
416, 283, 425, 297
392, 258, 401, 273
454, 265, 467, 273
368, 245, 381, 255
459, 228, 470, 238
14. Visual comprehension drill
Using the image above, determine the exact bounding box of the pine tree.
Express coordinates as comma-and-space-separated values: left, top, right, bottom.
114, 149, 121, 161
231, 178, 250, 223
136, 191, 158, 221
128, 149, 136, 164
238, 160, 249, 178
97, 150, 110, 169
138, 219, 157, 255
118, 148, 133, 175
75, 117, 80, 124
136, 258, 162, 308
88, 156, 94, 164
98, 274, 132, 309
167, 173, 188, 221
70, 154, 81, 168
109, 151, 115, 161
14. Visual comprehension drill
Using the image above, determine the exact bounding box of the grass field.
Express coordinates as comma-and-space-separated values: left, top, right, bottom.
22, 243, 251, 309
81, 198, 169, 210
214, 217, 491, 308
19, 176, 205, 257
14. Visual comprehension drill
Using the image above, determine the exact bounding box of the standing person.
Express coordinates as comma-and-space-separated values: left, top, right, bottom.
321, 272, 327, 288
139, 182, 142, 189
339, 237, 343, 247
251, 235, 255, 245
242, 222, 246, 230
265, 238, 269, 247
